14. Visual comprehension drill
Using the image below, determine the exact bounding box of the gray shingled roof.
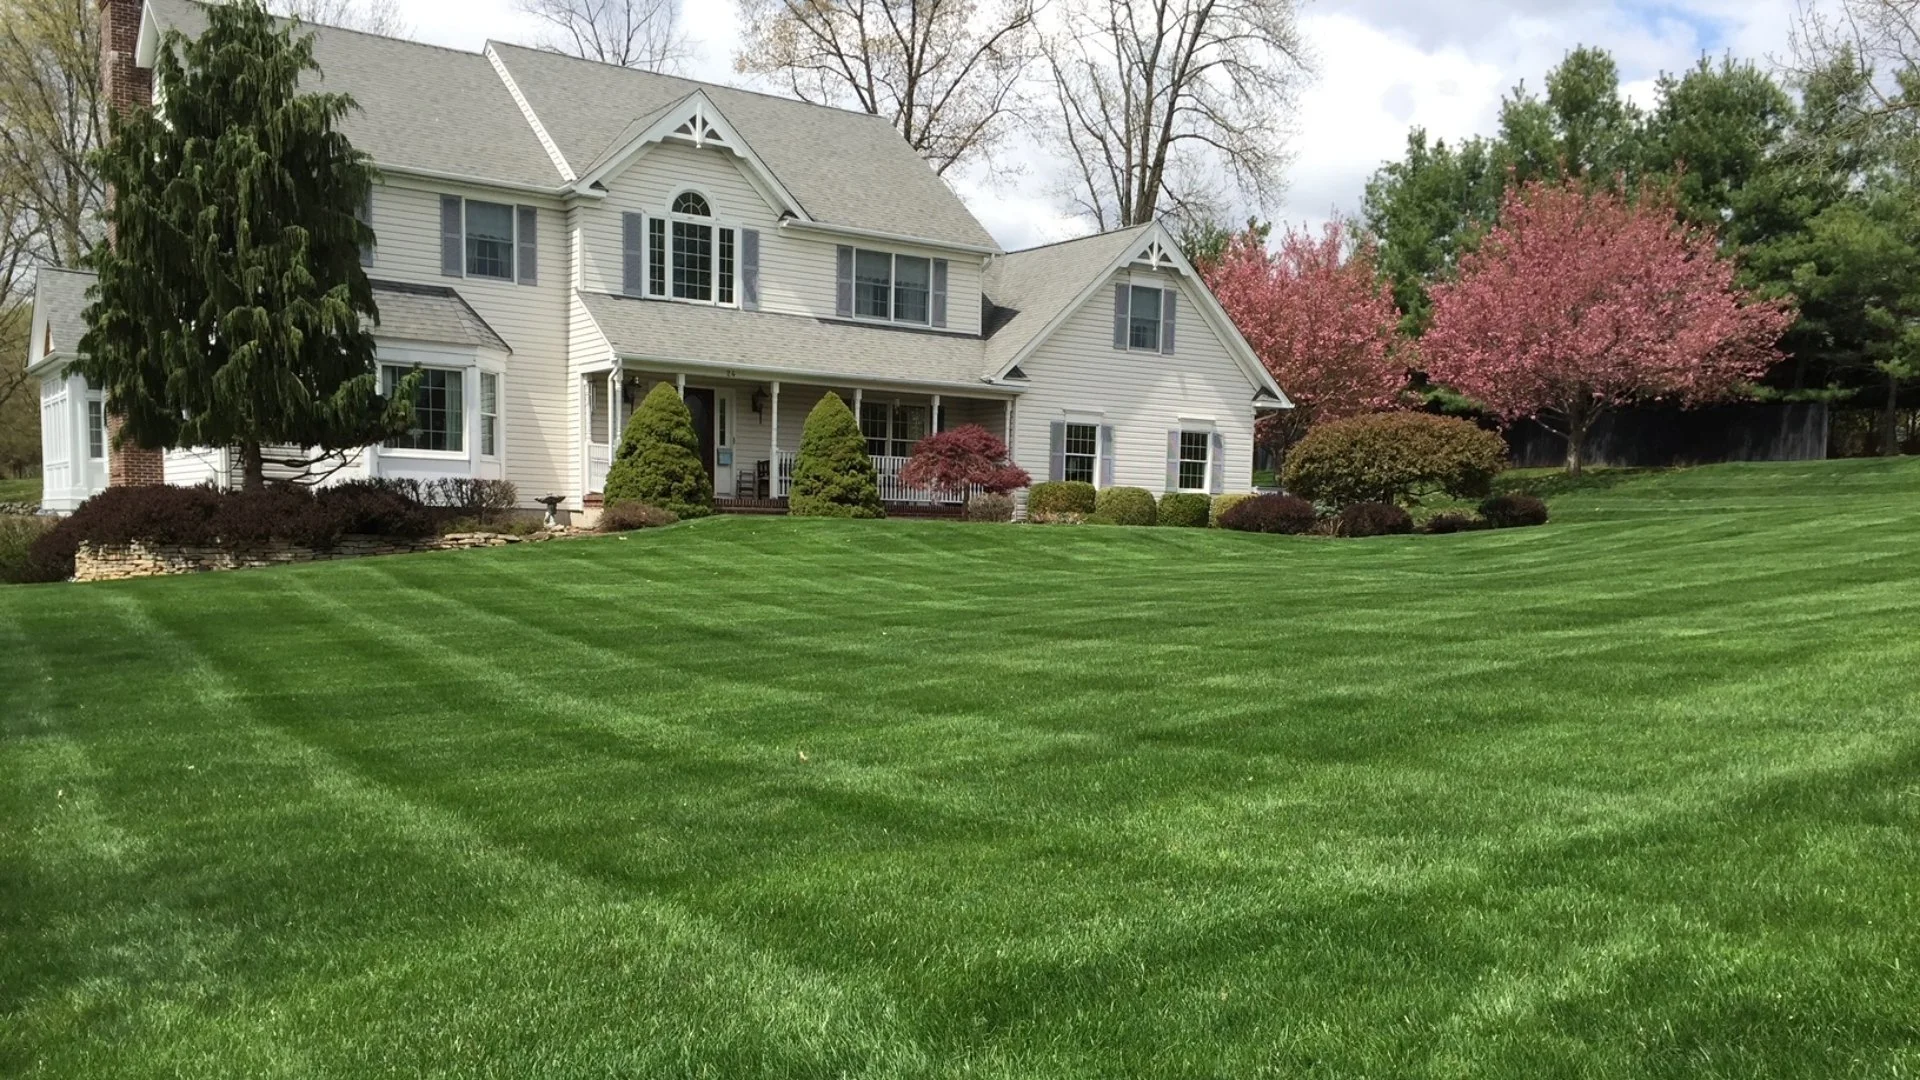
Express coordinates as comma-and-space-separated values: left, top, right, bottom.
369, 280, 510, 352
144, 0, 564, 189
981, 225, 1151, 375
31, 266, 95, 361
579, 291, 1002, 389
488, 43, 999, 250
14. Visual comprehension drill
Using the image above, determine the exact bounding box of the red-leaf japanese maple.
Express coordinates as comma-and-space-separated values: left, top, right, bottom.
1421, 178, 1795, 474
901, 425, 1031, 495
1201, 221, 1408, 452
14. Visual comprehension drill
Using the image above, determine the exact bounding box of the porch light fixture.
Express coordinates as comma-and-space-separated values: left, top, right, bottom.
751, 387, 769, 416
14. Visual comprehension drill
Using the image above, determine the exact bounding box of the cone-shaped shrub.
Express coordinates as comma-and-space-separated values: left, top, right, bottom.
603, 383, 713, 518
789, 392, 883, 518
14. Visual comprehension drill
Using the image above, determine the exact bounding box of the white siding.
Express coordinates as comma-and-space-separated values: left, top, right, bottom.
367, 178, 571, 505
582, 140, 983, 334
163, 447, 226, 487
1011, 268, 1259, 495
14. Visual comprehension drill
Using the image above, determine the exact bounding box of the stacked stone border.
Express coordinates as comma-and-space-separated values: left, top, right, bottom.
73, 529, 582, 582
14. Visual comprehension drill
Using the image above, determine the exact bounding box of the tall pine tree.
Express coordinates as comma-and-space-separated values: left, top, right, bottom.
76, 0, 410, 489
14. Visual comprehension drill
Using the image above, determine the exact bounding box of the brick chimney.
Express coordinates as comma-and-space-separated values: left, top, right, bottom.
99, 0, 164, 486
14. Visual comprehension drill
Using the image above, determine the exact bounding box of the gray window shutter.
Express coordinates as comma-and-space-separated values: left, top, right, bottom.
1210, 430, 1226, 494
357, 188, 373, 267
622, 213, 644, 296
1047, 421, 1064, 482
741, 228, 760, 310
516, 205, 537, 285
1166, 430, 1181, 491
1112, 283, 1128, 349
835, 245, 854, 317
931, 258, 948, 327
439, 195, 463, 277
1099, 425, 1116, 487
1161, 288, 1176, 354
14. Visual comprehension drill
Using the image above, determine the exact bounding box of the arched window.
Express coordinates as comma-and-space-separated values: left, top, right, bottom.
663, 191, 733, 304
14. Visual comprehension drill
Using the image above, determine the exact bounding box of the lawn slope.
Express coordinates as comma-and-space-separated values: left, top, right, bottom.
4, 458, 1920, 1078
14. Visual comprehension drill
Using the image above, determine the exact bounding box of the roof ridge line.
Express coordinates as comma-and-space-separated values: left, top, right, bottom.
1001, 223, 1152, 256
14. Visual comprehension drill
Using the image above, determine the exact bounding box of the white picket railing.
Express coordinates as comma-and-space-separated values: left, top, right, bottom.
773, 450, 978, 505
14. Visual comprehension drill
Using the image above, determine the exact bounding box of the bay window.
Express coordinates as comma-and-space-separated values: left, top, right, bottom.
479, 372, 499, 457
383, 366, 464, 453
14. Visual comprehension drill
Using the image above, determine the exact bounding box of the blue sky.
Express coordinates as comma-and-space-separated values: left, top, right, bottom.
391, 0, 1800, 249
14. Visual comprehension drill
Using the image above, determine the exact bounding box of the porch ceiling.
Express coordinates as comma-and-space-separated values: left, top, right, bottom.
578, 291, 1016, 395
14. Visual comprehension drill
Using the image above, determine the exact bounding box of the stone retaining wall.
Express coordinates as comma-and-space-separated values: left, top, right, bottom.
74, 530, 574, 582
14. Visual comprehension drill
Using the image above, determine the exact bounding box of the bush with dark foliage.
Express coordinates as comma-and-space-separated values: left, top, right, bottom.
1218, 493, 1318, 534
1332, 500, 1414, 537
1479, 493, 1550, 528
1157, 492, 1210, 528
212, 485, 341, 549
317, 481, 435, 538
1284, 412, 1508, 507
1090, 486, 1157, 526
1209, 493, 1253, 527
1422, 511, 1492, 534
963, 492, 1015, 522
1027, 481, 1096, 518
900, 426, 1030, 496
597, 501, 679, 532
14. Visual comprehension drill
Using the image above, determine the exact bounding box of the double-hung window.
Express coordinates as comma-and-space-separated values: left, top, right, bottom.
1177, 430, 1210, 491
87, 399, 105, 460
383, 366, 464, 453
479, 372, 499, 457
465, 201, 516, 280
660, 191, 736, 305
1062, 422, 1098, 484
442, 196, 537, 284
1128, 285, 1163, 350
846, 248, 936, 325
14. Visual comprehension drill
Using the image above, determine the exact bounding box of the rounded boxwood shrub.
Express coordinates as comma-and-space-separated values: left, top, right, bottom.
1284, 412, 1508, 507
1028, 480, 1096, 518
963, 492, 1015, 522
1479, 493, 1549, 528
1158, 492, 1210, 528
1332, 500, 1414, 537
1422, 510, 1491, 534
1209, 492, 1253, 527
604, 383, 714, 519
789, 392, 883, 518
1218, 493, 1317, 534
1090, 486, 1156, 526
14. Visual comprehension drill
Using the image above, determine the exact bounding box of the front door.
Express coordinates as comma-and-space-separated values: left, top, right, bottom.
683, 386, 716, 482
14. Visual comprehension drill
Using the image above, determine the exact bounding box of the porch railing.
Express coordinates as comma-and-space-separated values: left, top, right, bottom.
773, 450, 979, 505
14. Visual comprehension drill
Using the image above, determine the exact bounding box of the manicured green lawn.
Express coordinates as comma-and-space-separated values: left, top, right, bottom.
0, 476, 38, 504
5, 458, 1920, 1078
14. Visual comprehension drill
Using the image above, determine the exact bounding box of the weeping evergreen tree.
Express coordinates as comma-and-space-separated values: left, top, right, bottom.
75, 0, 411, 490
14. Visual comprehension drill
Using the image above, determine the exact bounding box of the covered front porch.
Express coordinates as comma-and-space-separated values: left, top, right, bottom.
582, 365, 1016, 510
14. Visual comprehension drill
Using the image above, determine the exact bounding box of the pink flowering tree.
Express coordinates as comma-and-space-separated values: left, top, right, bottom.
901, 425, 1031, 496
1421, 179, 1796, 475
1201, 221, 1408, 459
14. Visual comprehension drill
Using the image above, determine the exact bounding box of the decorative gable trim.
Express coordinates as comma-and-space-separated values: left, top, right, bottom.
486, 44, 575, 183
987, 221, 1291, 405
572, 90, 809, 222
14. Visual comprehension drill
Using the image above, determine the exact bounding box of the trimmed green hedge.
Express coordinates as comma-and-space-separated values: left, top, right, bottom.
1284, 412, 1507, 507
1158, 492, 1210, 528
1090, 486, 1156, 526
1028, 481, 1096, 517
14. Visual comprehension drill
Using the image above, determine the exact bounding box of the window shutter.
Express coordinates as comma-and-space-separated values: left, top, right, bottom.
1112, 283, 1128, 349
1047, 421, 1064, 482
1161, 288, 1176, 354
357, 188, 373, 267
1099, 425, 1116, 487
1210, 430, 1226, 494
439, 195, 463, 277
516, 206, 537, 285
622, 213, 644, 296
930, 259, 948, 327
1166, 430, 1181, 491
741, 228, 760, 310
835, 245, 854, 317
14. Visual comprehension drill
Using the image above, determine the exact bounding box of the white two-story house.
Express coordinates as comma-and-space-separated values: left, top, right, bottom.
27, 0, 1289, 516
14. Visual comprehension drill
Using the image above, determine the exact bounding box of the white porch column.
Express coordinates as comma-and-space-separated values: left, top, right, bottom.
675, 372, 686, 398
609, 359, 622, 444
770, 381, 781, 495
932, 393, 942, 432
1003, 399, 1013, 443
852, 387, 862, 415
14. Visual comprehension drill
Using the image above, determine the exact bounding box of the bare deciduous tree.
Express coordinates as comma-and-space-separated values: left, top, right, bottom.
1792, 0, 1920, 161
0, 0, 102, 270
270, 0, 409, 36
733, 0, 1041, 176
519, 0, 687, 71
1041, 0, 1310, 229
